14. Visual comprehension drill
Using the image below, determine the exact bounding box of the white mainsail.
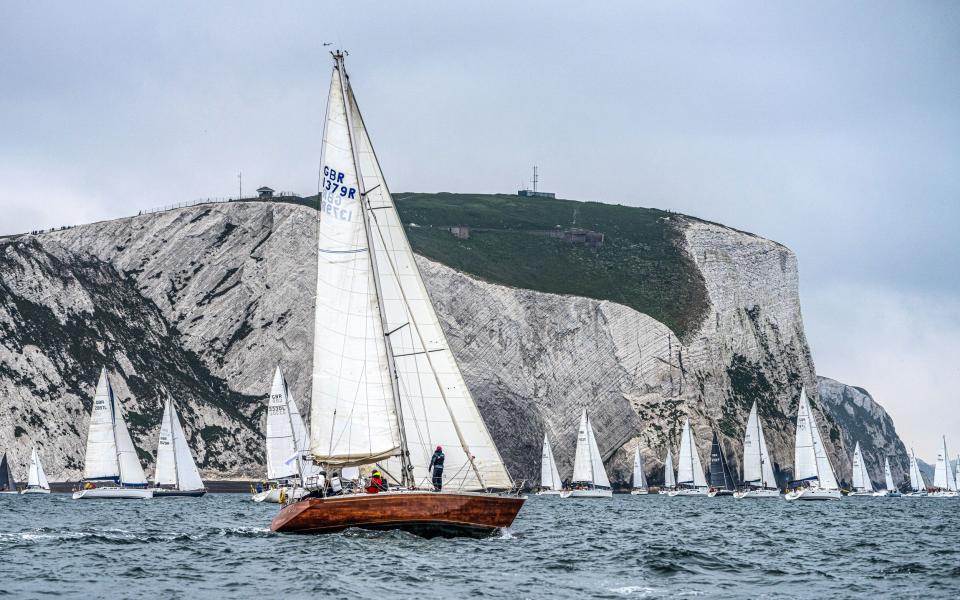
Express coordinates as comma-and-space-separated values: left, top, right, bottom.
309, 53, 512, 490
933, 436, 957, 491
155, 397, 204, 491
742, 401, 777, 489
883, 457, 896, 492
676, 418, 707, 488
267, 367, 318, 482
541, 434, 563, 490
27, 447, 49, 490
82, 368, 147, 485
851, 442, 873, 492
793, 388, 838, 489
909, 449, 926, 492
571, 410, 610, 488
664, 448, 676, 488
632, 446, 647, 490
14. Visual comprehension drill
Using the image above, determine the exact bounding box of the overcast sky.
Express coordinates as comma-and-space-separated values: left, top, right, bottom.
2, 1, 957, 460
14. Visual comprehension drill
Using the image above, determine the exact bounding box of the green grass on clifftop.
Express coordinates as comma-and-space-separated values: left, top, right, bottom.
392, 193, 708, 341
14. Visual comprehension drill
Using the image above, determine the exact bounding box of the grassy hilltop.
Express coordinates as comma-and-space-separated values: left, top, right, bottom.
277, 192, 709, 340
392, 193, 709, 341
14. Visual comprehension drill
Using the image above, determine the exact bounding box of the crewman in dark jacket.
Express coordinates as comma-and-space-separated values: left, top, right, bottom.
428, 446, 445, 491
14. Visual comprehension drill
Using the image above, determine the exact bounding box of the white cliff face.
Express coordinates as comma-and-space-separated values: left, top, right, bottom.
0, 202, 907, 484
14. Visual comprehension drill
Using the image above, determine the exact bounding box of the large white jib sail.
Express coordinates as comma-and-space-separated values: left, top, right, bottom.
792, 388, 838, 490
308, 52, 512, 490
82, 368, 148, 486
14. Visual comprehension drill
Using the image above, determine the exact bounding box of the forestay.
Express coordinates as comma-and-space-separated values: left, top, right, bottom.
851, 442, 873, 492
309, 54, 512, 490
677, 418, 707, 488
541, 435, 563, 490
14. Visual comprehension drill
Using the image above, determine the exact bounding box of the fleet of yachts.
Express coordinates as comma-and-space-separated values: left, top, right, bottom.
538, 389, 959, 500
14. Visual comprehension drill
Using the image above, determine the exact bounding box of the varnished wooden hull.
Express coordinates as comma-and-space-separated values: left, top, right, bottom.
270, 491, 525, 538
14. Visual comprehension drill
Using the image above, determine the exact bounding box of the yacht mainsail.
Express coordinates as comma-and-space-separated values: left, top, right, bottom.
27, 447, 49, 491
676, 418, 708, 489
742, 401, 777, 489
933, 436, 958, 491
709, 431, 736, 490
541, 434, 563, 491
82, 368, 148, 486
851, 442, 874, 493
664, 448, 676, 488
632, 446, 648, 491
153, 397, 204, 491
792, 388, 838, 489
571, 409, 610, 488
908, 449, 926, 492
883, 457, 896, 492
266, 367, 319, 484
0, 453, 15, 491
308, 52, 512, 491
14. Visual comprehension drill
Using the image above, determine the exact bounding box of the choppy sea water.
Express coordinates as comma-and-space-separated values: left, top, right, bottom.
1, 493, 957, 599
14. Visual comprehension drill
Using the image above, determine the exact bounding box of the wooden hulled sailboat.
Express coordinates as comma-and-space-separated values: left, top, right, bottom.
21, 447, 50, 494
73, 368, 153, 499
849, 442, 877, 496
152, 397, 206, 497
0, 452, 17, 494
659, 448, 676, 494
734, 401, 780, 499
882, 457, 901, 497
270, 52, 524, 537
668, 418, 708, 496
631, 446, 649, 495
905, 448, 928, 497
707, 430, 736, 497
254, 366, 318, 503
562, 410, 612, 498
930, 436, 958, 498
537, 434, 564, 496
784, 389, 840, 501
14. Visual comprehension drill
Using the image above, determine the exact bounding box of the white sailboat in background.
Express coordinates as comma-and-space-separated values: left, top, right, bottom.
631, 446, 649, 495
562, 410, 612, 498
668, 418, 708, 497
849, 442, 876, 496
905, 448, 928, 497
734, 401, 779, 499
73, 368, 153, 499
882, 457, 901, 497
152, 397, 206, 497
253, 366, 318, 503
931, 436, 958, 498
538, 434, 564, 496
660, 448, 677, 494
785, 389, 840, 501
21, 447, 50, 494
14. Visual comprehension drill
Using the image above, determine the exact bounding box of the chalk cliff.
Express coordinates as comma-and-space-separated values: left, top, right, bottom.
0, 200, 908, 486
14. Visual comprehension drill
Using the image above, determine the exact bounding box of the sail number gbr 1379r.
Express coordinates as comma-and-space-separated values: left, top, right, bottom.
321, 165, 356, 223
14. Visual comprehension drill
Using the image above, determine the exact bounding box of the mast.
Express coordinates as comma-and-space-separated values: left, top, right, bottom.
334, 51, 413, 487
